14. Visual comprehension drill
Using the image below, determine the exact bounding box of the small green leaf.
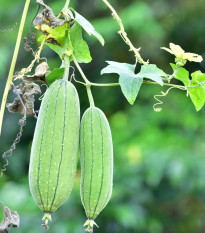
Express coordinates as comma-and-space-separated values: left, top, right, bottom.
191, 70, 205, 83
45, 68, 65, 86
38, 23, 92, 63
139, 64, 165, 85
42, 23, 69, 46
188, 82, 205, 111
188, 71, 205, 111
38, 30, 72, 59
70, 23, 92, 63
101, 61, 143, 105
71, 8, 105, 46
170, 63, 190, 86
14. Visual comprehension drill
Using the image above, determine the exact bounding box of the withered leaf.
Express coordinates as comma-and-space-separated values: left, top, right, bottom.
34, 0, 65, 30
13, 62, 50, 82
0, 202, 20, 233
7, 80, 41, 117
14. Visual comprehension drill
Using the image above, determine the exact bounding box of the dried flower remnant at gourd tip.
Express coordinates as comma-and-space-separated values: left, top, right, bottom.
161, 43, 203, 65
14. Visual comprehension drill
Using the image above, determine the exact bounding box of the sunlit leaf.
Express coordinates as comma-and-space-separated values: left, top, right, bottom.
38, 32, 72, 59
191, 70, 205, 83
188, 83, 205, 111
171, 63, 190, 86
39, 23, 69, 47
188, 71, 205, 111
38, 23, 92, 63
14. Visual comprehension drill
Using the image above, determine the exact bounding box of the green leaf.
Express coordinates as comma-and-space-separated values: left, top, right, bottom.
191, 71, 205, 83
38, 28, 72, 59
70, 23, 92, 63
45, 68, 65, 86
42, 23, 69, 46
138, 64, 165, 85
188, 82, 205, 111
171, 64, 205, 111
38, 23, 92, 63
170, 66, 205, 111
71, 8, 105, 46
101, 61, 143, 105
188, 71, 205, 111
38, 35, 70, 58
170, 63, 190, 86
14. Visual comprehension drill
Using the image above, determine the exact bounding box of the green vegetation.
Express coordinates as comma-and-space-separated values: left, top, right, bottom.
0, 0, 205, 232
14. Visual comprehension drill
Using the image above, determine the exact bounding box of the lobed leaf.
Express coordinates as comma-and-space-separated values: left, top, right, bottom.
138, 64, 165, 86
101, 61, 143, 105
101, 62, 166, 105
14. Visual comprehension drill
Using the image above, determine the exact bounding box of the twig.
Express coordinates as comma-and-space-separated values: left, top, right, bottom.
15, 36, 48, 80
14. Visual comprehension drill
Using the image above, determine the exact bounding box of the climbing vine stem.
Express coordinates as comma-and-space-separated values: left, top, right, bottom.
102, 0, 148, 65
0, 0, 31, 136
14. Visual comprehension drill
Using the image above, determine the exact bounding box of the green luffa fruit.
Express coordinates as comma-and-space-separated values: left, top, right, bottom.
80, 107, 113, 231
29, 79, 80, 227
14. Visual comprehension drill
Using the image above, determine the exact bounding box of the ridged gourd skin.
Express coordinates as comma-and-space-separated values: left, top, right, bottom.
29, 79, 80, 214
80, 107, 113, 220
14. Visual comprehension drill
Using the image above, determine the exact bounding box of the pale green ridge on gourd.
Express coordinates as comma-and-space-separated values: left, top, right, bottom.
29, 79, 80, 217
80, 107, 113, 221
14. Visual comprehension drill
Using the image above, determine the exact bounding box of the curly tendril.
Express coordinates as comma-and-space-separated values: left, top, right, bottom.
153, 87, 176, 112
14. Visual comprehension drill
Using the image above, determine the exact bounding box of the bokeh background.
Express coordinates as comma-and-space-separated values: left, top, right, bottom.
1, 0, 205, 232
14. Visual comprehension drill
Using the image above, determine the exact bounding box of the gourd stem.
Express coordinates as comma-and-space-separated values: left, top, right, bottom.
86, 85, 95, 107
0, 0, 30, 136
63, 55, 70, 80
72, 55, 90, 84
72, 55, 95, 107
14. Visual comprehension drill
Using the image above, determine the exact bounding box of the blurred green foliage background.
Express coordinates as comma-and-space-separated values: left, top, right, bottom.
1, 0, 205, 232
